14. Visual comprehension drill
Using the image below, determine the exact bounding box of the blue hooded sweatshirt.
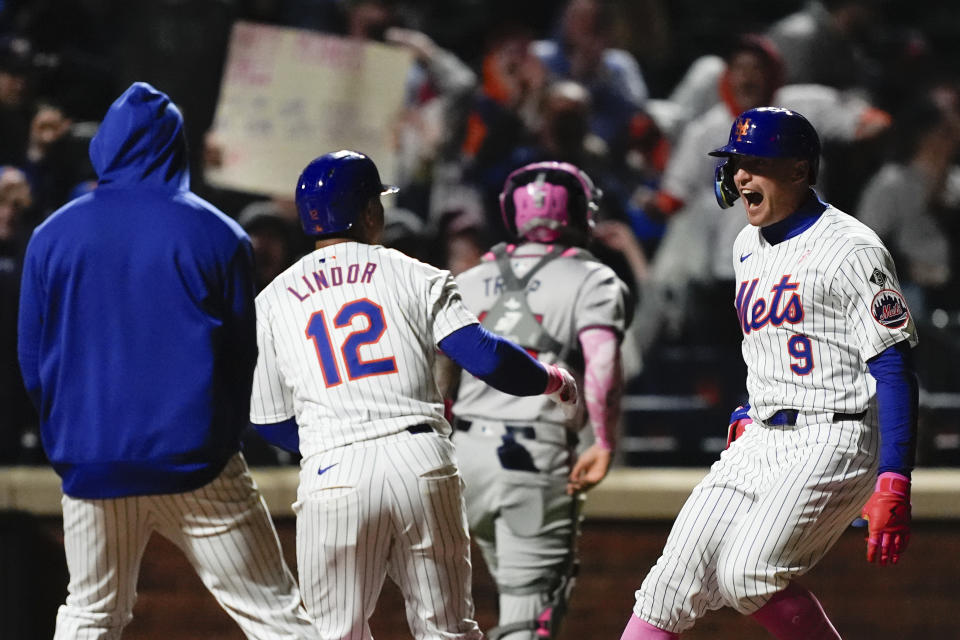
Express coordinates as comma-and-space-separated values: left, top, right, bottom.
17, 82, 257, 498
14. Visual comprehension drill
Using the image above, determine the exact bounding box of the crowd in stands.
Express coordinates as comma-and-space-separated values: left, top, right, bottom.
3, 0, 960, 465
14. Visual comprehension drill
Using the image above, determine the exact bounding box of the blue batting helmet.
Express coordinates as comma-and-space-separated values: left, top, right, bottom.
708, 107, 821, 208
295, 150, 398, 236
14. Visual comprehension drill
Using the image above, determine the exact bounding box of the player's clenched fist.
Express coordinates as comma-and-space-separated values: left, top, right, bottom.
860, 472, 911, 565
544, 363, 578, 405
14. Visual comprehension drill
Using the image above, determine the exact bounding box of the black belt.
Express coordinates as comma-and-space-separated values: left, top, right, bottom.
767, 410, 866, 426
406, 424, 433, 435
453, 418, 578, 446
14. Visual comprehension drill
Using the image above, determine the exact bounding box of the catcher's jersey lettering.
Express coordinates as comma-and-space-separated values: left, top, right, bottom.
286, 261, 378, 301
483, 276, 541, 295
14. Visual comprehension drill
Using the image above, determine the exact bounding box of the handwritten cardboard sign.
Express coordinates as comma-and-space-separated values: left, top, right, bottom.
206, 21, 413, 197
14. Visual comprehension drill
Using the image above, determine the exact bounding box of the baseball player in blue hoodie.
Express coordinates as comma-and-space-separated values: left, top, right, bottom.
17, 82, 314, 638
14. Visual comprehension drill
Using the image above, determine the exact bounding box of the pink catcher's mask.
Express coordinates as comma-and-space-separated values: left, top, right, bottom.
499, 161, 599, 243
513, 173, 571, 242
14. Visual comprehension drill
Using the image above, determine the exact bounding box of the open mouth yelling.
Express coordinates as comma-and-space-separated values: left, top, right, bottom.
742, 189, 764, 212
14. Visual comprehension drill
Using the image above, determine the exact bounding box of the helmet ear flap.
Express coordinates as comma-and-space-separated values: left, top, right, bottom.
714, 159, 739, 209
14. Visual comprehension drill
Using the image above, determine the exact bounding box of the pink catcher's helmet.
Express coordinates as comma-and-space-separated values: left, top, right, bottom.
499, 161, 600, 243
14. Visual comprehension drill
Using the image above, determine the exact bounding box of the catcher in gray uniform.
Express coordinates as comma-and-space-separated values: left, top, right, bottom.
443, 161, 631, 639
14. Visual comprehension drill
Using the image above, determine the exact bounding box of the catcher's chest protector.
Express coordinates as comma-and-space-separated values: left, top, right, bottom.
481, 243, 567, 357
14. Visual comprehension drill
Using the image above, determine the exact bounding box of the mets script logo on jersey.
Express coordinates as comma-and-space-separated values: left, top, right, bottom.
735, 117, 752, 141
871, 289, 909, 329
735, 275, 804, 334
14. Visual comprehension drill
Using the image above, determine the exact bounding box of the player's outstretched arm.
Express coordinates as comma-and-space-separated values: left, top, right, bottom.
567, 328, 622, 494
438, 323, 576, 402
861, 341, 918, 565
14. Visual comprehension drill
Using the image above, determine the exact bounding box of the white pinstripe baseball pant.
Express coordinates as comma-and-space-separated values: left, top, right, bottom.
635, 414, 877, 633
55, 452, 314, 639
295, 429, 482, 640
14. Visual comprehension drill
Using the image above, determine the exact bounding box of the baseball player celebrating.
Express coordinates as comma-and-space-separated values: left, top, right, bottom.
17, 82, 313, 638
249, 150, 578, 640
446, 161, 630, 640
620, 107, 919, 640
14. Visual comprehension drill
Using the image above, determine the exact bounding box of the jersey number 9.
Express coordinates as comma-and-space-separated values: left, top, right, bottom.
787, 334, 814, 375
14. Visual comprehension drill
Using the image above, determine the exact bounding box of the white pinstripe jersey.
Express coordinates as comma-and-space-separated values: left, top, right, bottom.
453, 243, 629, 427
250, 241, 478, 459
732, 205, 918, 420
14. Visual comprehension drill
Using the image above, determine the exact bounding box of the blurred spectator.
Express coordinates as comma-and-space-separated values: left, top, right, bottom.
633, 34, 891, 354
453, 25, 545, 232
856, 84, 960, 319
382, 205, 431, 262
0, 166, 38, 461
21, 99, 94, 220
4, 0, 119, 121
237, 200, 302, 293
385, 26, 477, 218
0, 35, 36, 166
532, 0, 648, 145
461, 24, 544, 166
114, 0, 236, 186
467, 79, 624, 242
433, 208, 491, 275
765, 0, 882, 92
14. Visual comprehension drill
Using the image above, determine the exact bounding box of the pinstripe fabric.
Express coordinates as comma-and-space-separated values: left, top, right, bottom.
631, 206, 916, 634
54, 453, 313, 639
453, 243, 629, 425
455, 422, 583, 640
251, 242, 478, 460
732, 207, 917, 420
251, 241, 483, 639
295, 432, 479, 640
636, 414, 876, 633
451, 243, 626, 639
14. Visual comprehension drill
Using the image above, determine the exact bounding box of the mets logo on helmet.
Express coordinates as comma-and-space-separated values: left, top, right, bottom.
735, 118, 752, 141
871, 289, 909, 329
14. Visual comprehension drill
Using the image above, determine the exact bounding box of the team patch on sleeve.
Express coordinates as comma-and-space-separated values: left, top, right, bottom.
871, 289, 909, 329
869, 268, 887, 287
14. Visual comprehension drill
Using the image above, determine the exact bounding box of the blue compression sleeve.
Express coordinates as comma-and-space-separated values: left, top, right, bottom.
252, 418, 300, 454
866, 341, 918, 477
439, 323, 549, 396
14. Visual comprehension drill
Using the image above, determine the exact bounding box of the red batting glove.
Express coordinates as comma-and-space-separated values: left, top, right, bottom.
726, 404, 752, 448
860, 472, 911, 565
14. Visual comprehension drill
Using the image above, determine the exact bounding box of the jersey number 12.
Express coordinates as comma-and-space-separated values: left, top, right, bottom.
305, 298, 398, 387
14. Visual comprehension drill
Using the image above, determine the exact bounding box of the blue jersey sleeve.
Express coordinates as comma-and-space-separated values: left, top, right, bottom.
252, 417, 300, 453
866, 341, 919, 477
439, 323, 548, 396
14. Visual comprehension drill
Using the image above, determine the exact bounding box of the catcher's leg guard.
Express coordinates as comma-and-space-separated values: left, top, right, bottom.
487, 561, 578, 640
